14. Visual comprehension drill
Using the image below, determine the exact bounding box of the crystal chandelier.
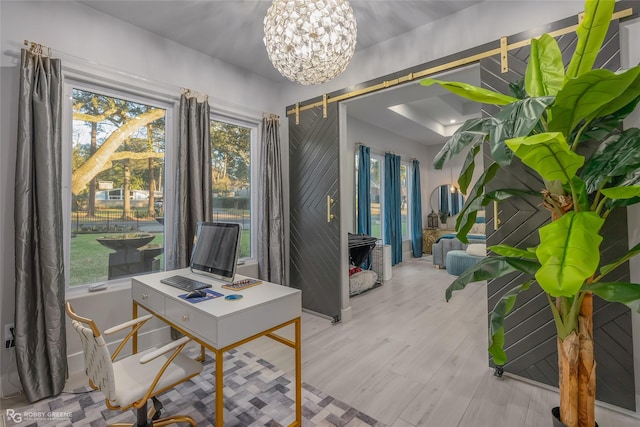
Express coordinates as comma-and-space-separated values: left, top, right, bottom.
263, 0, 357, 85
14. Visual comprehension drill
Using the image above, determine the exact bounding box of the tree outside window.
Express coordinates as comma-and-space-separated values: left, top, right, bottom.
210, 119, 252, 258
69, 88, 166, 286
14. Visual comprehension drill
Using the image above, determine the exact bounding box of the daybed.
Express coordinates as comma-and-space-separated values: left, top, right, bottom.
432, 234, 485, 269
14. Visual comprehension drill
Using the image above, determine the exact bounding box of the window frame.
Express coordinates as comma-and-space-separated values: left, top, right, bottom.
401, 160, 412, 241
62, 78, 176, 294
370, 154, 384, 241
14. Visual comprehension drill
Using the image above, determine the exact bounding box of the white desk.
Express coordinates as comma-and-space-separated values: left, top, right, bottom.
131, 269, 302, 426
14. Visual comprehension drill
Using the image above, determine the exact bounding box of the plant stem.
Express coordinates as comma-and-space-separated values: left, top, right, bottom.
571, 121, 590, 151
566, 292, 585, 335
595, 196, 609, 216
590, 177, 610, 212
547, 293, 568, 338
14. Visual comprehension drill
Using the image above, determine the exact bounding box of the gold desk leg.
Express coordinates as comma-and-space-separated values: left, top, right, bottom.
295, 317, 302, 426
196, 345, 205, 362
215, 349, 224, 426
132, 303, 138, 354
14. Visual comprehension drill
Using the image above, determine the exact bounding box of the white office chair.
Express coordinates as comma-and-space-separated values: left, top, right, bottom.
66, 302, 203, 426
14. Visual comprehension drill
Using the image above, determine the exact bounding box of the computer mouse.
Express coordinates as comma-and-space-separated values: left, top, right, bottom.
185, 289, 207, 299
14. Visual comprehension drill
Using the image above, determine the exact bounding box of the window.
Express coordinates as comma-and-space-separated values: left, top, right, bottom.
210, 116, 257, 260
65, 85, 169, 288
400, 162, 410, 240
370, 156, 382, 239
355, 154, 412, 241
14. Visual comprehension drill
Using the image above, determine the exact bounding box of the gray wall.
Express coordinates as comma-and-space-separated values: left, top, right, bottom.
0, 0, 279, 395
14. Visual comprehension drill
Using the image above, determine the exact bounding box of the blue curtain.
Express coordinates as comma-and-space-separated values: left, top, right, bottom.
384, 153, 402, 265
411, 160, 423, 257
357, 145, 371, 235
439, 185, 449, 215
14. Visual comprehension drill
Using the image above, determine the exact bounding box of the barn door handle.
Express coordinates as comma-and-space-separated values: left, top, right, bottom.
494, 201, 501, 230
327, 195, 335, 223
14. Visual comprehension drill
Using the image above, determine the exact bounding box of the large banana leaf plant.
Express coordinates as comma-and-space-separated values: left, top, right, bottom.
421, 1, 640, 426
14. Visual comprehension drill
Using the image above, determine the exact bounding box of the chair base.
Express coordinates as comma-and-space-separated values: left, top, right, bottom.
109, 400, 196, 427
108, 415, 196, 427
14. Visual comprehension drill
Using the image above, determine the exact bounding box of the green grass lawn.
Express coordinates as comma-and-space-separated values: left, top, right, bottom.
70, 231, 251, 287
369, 218, 408, 241
70, 233, 165, 286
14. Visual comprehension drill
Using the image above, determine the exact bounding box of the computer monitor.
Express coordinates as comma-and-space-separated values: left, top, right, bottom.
190, 221, 242, 283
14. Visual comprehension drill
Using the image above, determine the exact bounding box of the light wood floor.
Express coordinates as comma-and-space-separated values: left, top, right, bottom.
243, 256, 640, 427
3, 257, 638, 426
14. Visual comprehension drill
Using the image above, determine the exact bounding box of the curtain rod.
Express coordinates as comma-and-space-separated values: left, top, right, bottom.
286, 7, 633, 118
12, 39, 266, 119
23, 39, 52, 58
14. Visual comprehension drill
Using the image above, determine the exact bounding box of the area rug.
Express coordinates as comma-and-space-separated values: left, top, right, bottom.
7, 348, 384, 426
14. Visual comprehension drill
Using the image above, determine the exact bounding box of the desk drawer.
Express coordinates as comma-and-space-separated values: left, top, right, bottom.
132, 282, 165, 314
165, 300, 217, 347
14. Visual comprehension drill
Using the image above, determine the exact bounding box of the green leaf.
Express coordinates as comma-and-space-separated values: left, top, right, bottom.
458, 140, 482, 194
489, 281, 533, 365
446, 257, 540, 301
607, 171, 640, 208
587, 66, 640, 121
581, 128, 640, 193
601, 185, 640, 199
525, 34, 565, 97
599, 242, 640, 278
583, 282, 640, 313
506, 132, 585, 183
535, 212, 604, 297
454, 163, 500, 243
509, 78, 527, 99
568, 176, 589, 212
487, 96, 556, 166
489, 244, 538, 259
433, 117, 488, 170
582, 95, 640, 143
420, 78, 517, 105
566, 0, 615, 79
549, 67, 640, 137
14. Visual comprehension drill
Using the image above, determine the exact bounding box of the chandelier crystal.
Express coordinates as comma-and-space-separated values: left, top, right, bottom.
263, 0, 357, 85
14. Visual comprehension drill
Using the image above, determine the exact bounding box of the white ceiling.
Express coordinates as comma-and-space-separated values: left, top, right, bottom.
345, 65, 481, 144
79, 0, 485, 145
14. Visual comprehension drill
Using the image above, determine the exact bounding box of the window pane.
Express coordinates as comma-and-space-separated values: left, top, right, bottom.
401, 164, 409, 238
70, 88, 166, 286
354, 153, 358, 227
210, 120, 252, 258
370, 158, 382, 239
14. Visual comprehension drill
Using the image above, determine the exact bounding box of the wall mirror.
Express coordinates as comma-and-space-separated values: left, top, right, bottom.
430, 184, 464, 217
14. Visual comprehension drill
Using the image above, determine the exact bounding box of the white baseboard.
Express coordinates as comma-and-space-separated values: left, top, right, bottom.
0, 354, 22, 397
340, 306, 352, 323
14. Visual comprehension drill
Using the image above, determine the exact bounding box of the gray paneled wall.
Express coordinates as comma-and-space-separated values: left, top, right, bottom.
289, 104, 342, 320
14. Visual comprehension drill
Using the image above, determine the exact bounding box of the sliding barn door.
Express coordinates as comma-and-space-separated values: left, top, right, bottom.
480, 20, 636, 411
289, 104, 341, 320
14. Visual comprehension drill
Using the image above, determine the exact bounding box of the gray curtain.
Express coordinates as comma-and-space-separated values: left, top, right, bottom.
14, 49, 67, 402
171, 94, 212, 268
258, 115, 285, 285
